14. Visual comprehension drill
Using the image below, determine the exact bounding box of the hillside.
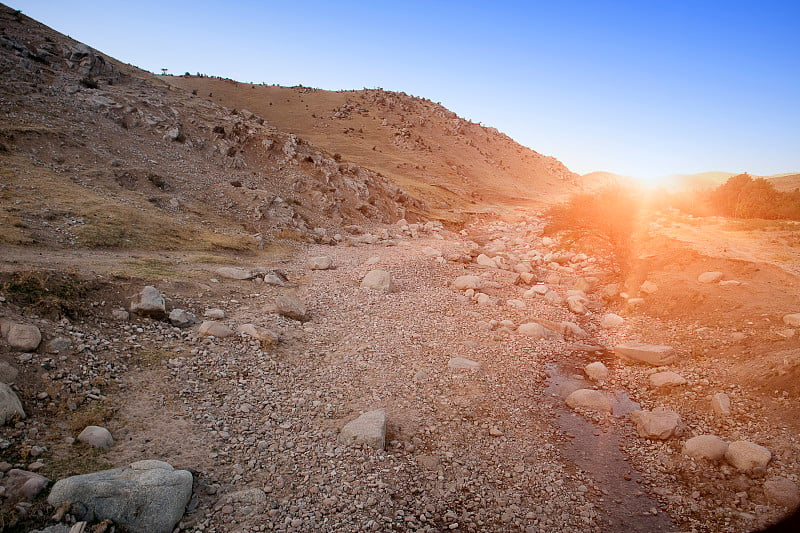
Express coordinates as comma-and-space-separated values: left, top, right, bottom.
166, 76, 579, 217
767, 173, 800, 192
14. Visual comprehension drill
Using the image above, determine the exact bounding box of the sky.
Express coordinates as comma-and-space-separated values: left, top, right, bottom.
10, 0, 800, 180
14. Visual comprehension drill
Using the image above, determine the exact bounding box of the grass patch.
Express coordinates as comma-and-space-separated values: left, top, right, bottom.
0, 270, 91, 319
43, 448, 115, 481
68, 402, 117, 433
114, 258, 178, 279
135, 347, 174, 367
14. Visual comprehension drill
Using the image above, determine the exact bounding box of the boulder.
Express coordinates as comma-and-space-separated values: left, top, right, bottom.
763, 477, 800, 508
0, 382, 25, 424
448, 357, 481, 371
0, 469, 49, 500
47, 460, 193, 533
725, 441, 771, 471
783, 313, 800, 328
214, 267, 254, 280
475, 292, 494, 306
711, 392, 731, 416
649, 371, 687, 389
338, 409, 387, 450
584, 362, 609, 383
698, 271, 724, 283
308, 256, 333, 270
274, 295, 309, 321
630, 409, 682, 439
169, 309, 198, 328
524, 285, 549, 298
0, 361, 19, 384
130, 286, 166, 318
615, 342, 676, 366
600, 313, 624, 329
7, 323, 42, 352
682, 435, 729, 461
452, 275, 483, 291
198, 321, 234, 338
421, 246, 443, 257
77, 425, 114, 449
565, 389, 612, 414
361, 270, 393, 292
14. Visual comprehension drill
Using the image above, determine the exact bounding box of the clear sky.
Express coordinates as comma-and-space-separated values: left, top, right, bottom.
10, 0, 800, 180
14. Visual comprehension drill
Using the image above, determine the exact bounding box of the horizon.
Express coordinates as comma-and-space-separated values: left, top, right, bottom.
10, 0, 800, 181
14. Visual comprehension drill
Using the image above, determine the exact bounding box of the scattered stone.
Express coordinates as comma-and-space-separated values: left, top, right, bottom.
719, 280, 741, 287
543, 291, 563, 306
421, 246, 443, 257
361, 270, 393, 292
198, 321, 234, 338
47, 460, 193, 533
7, 323, 42, 352
204, 308, 226, 319
476, 254, 498, 268
0, 383, 25, 424
488, 427, 504, 437
236, 324, 278, 346
698, 271, 724, 283
0, 468, 49, 500
763, 477, 800, 508
308, 256, 333, 270
639, 280, 658, 294
517, 322, 560, 340
169, 308, 198, 328
630, 409, 682, 440
615, 342, 676, 366
506, 299, 525, 309
223, 487, 268, 506
783, 313, 800, 328
599, 313, 624, 329
524, 285, 549, 298
584, 362, 609, 383
111, 308, 129, 321
77, 425, 113, 449
649, 371, 687, 389
338, 409, 386, 450
452, 275, 483, 291
565, 389, 612, 414
566, 295, 587, 315
683, 435, 729, 461
214, 267, 254, 280
725, 441, 771, 471
0, 362, 18, 384
130, 286, 166, 318
711, 392, 731, 416
263, 272, 287, 286
448, 357, 481, 371
274, 295, 309, 321
475, 292, 494, 306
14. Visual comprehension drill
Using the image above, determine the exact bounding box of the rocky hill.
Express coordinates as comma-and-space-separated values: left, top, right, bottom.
165, 77, 579, 219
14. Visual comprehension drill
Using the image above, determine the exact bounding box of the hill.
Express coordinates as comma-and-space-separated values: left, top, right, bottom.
166, 76, 579, 217
766, 173, 800, 192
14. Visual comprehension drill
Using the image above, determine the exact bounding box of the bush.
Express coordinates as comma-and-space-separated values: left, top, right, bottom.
543, 185, 639, 274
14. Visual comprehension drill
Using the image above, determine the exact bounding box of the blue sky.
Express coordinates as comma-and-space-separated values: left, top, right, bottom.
11, 0, 800, 179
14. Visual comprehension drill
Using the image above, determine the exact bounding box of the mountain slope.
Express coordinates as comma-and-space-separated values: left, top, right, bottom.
0, 4, 432, 250
166, 77, 579, 215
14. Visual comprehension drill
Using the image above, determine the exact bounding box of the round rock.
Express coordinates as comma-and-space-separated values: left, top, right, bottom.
683, 435, 729, 461
725, 441, 771, 471
77, 425, 114, 449
565, 389, 612, 414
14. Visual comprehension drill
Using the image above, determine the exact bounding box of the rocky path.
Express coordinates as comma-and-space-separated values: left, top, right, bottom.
2, 219, 799, 532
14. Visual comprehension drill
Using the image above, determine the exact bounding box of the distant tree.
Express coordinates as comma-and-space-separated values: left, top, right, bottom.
161, 68, 168, 75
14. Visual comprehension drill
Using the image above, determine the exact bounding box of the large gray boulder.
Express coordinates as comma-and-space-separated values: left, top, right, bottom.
47, 460, 193, 533
130, 286, 166, 318
0, 361, 19, 384
615, 342, 676, 366
339, 409, 387, 450
169, 308, 199, 328
0, 382, 25, 424
7, 323, 42, 352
